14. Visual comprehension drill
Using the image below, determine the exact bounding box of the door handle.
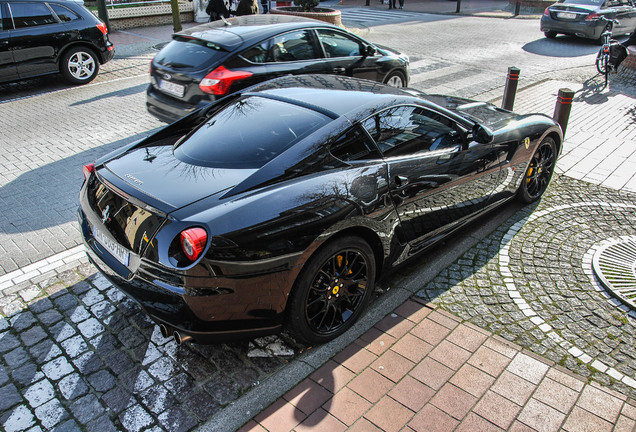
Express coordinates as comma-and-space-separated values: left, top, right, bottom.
0, 40, 8, 46
332, 67, 346, 74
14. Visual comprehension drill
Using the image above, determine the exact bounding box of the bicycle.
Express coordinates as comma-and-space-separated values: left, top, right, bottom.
595, 16, 620, 87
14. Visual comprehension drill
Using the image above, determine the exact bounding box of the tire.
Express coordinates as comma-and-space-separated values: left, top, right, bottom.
383, 70, 406, 88
60, 46, 99, 85
286, 236, 376, 345
517, 137, 557, 203
596, 50, 609, 75
544, 31, 557, 39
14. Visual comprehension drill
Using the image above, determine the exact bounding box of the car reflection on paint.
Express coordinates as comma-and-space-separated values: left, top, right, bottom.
79, 75, 562, 346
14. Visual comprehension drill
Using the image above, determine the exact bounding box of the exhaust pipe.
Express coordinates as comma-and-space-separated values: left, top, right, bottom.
173, 331, 192, 346
159, 323, 172, 338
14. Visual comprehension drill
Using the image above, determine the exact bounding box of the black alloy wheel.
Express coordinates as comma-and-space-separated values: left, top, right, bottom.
287, 236, 375, 345
517, 137, 557, 203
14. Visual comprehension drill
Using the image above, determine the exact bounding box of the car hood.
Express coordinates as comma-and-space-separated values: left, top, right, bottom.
102, 144, 257, 211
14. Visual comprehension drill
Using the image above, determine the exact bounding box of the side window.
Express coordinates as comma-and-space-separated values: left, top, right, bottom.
8, 2, 58, 28
329, 126, 381, 162
362, 106, 463, 158
266, 30, 318, 62
316, 29, 363, 58
49, 4, 79, 22
241, 41, 269, 63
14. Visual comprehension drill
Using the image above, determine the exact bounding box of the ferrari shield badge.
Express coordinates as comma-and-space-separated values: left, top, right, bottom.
524, 137, 530, 149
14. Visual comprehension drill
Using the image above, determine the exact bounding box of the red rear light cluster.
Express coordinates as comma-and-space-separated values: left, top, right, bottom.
543, 7, 550, 15
83, 163, 95, 180
180, 228, 207, 262
96, 22, 108, 35
586, 13, 601, 21
199, 66, 253, 95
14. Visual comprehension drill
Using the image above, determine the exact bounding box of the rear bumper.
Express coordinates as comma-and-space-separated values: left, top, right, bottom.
78, 206, 288, 344
146, 84, 213, 123
540, 16, 604, 39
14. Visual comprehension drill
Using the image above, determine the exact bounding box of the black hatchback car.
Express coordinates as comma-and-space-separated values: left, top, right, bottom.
146, 15, 410, 123
541, 0, 636, 41
0, 0, 114, 84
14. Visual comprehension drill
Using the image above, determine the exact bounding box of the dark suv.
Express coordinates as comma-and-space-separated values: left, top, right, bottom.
0, 0, 114, 84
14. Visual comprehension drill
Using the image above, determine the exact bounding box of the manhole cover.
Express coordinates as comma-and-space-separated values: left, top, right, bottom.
592, 235, 636, 310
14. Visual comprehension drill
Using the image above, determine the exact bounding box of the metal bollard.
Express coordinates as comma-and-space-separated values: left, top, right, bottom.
456, 0, 462, 13
514, 0, 521, 15
501, 67, 520, 111
553, 88, 575, 138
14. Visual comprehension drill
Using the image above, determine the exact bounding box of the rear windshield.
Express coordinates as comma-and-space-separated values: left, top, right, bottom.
174, 96, 331, 169
561, 0, 603, 5
154, 38, 226, 69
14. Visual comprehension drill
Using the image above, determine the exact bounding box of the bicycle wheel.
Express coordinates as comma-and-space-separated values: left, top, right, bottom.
596, 50, 608, 75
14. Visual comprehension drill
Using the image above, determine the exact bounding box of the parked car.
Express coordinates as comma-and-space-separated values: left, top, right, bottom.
540, 0, 636, 41
146, 15, 410, 123
80, 75, 562, 346
0, 0, 114, 85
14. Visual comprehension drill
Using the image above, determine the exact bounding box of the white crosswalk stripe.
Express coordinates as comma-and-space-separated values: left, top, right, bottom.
340, 7, 427, 25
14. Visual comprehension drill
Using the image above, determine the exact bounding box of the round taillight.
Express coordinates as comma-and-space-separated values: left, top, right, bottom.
180, 228, 207, 262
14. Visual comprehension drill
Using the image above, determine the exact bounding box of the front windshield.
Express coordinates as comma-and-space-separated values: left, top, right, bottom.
174, 96, 330, 169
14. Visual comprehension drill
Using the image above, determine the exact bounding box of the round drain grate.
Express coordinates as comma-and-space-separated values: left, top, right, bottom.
592, 235, 636, 310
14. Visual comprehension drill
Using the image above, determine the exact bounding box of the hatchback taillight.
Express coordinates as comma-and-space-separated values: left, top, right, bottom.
180, 228, 207, 262
199, 66, 253, 95
96, 22, 108, 35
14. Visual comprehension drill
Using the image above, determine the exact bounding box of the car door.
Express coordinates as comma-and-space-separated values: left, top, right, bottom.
250, 29, 330, 78
314, 28, 380, 82
0, 2, 19, 82
7, 1, 70, 78
362, 105, 501, 249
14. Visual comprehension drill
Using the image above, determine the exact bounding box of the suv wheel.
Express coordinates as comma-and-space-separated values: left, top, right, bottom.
61, 47, 99, 85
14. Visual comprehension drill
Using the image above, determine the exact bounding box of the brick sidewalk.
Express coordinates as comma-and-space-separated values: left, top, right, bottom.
244, 301, 636, 432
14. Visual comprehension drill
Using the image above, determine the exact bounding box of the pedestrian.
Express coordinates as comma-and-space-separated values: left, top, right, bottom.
234, 0, 259, 15
260, 0, 268, 13
206, 0, 230, 21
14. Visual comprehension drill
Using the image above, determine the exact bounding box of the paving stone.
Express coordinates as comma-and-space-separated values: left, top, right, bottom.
69, 394, 104, 424
34, 399, 69, 429
86, 415, 118, 432
60, 335, 88, 359
41, 356, 74, 381
72, 352, 105, 375
29, 340, 62, 364
4, 346, 30, 369
50, 322, 77, 343
139, 384, 177, 415
51, 418, 82, 432
76, 318, 104, 339
1, 404, 36, 432
57, 373, 89, 401
88, 369, 117, 393
20, 326, 47, 347
119, 404, 154, 432
12, 363, 44, 387
0, 383, 23, 412
102, 386, 135, 414
157, 406, 198, 432
10, 311, 36, 331
24, 379, 55, 408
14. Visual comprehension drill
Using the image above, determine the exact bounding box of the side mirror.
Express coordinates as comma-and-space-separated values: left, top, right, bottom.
472, 124, 493, 144
365, 45, 376, 57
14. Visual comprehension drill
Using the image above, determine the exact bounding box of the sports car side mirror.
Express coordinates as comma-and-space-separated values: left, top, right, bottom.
473, 124, 494, 144
365, 45, 376, 57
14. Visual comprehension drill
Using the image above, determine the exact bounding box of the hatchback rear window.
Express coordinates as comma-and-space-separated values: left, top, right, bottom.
174, 96, 330, 169
154, 38, 226, 69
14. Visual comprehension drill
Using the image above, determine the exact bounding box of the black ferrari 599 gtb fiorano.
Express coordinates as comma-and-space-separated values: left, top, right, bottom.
79, 75, 562, 345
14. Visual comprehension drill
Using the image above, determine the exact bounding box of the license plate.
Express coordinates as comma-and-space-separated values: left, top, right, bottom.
159, 79, 185, 98
557, 12, 577, 19
93, 226, 130, 266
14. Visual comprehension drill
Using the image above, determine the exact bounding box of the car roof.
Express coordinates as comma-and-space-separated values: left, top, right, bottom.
174, 15, 340, 50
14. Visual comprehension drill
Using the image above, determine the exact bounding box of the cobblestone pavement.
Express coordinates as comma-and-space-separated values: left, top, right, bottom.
0, 259, 305, 431
418, 176, 636, 400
